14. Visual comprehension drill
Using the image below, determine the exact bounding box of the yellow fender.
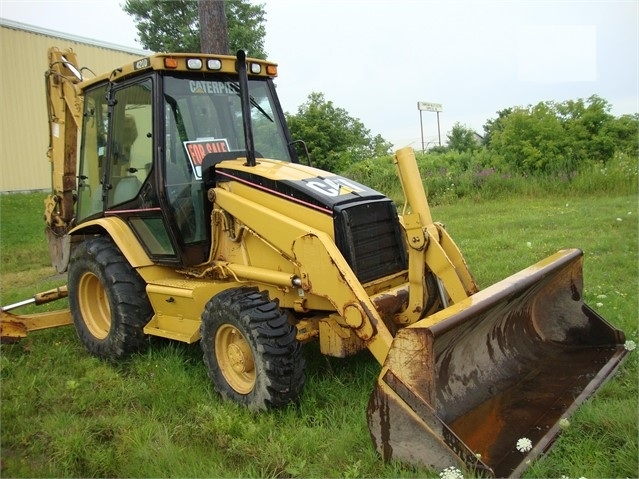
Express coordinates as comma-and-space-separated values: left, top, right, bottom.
69, 217, 153, 268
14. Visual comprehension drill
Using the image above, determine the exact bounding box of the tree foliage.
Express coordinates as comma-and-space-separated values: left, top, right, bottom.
123, 0, 267, 58
447, 122, 480, 153
482, 95, 638, 175
285, 92, 392, 172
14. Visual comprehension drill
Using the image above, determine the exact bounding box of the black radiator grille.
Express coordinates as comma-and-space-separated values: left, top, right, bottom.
334, 199, 407, 284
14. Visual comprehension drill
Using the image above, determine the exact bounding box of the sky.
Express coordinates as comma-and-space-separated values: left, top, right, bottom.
1, 0, 637, 150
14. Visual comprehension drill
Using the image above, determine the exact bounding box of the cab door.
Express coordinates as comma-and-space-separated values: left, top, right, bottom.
106, 78, 153, 208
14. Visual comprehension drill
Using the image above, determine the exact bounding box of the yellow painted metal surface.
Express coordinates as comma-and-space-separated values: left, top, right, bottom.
291, 232, 395, 365
144, 279, 222, 343
215, 324, 256, 394
79, 52, 278, 92
1, 309, 72, 342
319, 315, 366, 357
76, 269, 110, 340
69, 217, 153, 268
395, 147, 433, 225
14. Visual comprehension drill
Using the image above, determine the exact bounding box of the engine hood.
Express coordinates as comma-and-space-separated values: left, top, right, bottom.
213, 158, 388, 214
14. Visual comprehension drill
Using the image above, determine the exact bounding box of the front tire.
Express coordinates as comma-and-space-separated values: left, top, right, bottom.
68, 237, 152, 359
201, 287, 305, 410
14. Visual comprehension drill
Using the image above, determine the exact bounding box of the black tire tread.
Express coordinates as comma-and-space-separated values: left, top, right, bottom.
68, 237, 152, 359
201, 286, 305, 410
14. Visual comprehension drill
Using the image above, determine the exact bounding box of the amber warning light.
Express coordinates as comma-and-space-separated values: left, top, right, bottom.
164, 58, 179, 69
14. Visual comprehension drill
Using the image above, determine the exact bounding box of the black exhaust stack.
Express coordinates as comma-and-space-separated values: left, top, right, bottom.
236, 50, 256, 167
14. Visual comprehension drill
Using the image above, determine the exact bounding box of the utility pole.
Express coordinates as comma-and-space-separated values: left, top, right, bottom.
199, 0, 229, 54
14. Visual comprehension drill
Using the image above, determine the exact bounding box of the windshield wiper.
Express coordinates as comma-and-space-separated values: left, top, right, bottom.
227, 82, 274, 123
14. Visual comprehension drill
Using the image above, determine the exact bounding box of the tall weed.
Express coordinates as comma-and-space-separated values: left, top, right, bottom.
342, 149, 638, 204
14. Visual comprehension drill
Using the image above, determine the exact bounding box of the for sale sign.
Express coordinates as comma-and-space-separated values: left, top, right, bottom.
183, 138, 230, 178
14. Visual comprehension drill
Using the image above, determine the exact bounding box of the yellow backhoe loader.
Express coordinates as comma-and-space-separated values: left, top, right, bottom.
0, 47, 629, 477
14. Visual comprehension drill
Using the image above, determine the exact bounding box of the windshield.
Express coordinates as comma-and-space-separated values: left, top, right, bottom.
163, 74, 291, 179
161, 74, 291, 247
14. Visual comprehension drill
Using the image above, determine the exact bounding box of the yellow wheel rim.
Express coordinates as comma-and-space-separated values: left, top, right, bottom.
215, 324, 256, 394
77, 271, 111, 340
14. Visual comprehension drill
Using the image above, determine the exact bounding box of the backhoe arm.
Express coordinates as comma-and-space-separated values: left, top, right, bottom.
44, 48, 84, 272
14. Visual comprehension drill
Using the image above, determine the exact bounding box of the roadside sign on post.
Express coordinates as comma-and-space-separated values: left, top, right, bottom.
417, 101, 443, 112
417, 101, 443, 150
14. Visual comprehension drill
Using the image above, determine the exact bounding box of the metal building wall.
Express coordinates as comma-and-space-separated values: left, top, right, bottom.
0, 20, 148, 192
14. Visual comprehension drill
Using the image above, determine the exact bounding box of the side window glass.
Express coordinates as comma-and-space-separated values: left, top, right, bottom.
164, 92, 206, 245
107, 79, 153, 207
77, 85, 108, 221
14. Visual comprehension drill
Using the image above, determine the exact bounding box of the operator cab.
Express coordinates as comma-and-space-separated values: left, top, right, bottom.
75, 53, 295, 267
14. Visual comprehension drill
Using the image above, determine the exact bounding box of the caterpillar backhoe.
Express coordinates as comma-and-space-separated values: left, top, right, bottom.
0, 47, 629, 477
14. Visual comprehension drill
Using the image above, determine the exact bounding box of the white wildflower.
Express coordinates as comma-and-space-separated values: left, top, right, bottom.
526, 241, 532, 248
439, 466, 463, 479
597, 294, 607, 299
559, 417, 570, 429
616, 217, 622, 222
624, 340, 636, 351
596, 302, 603, 308
516, 437, 533, 453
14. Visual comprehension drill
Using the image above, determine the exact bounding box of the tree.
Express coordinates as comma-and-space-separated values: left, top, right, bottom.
199, 0, 229, 54
555, 95, 616, 165
285, 92, 392, 172
123, 0, 267, 58
488, 103, 567, 175
371, 134, 393, 157
447, 123, 480, 153
605, 113, 639, 158
482, 107, 513, 147
484, 96, 629, 175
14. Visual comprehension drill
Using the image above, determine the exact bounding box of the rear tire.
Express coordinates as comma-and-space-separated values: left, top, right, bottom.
68, 237, 152, 359
201, 287, 305, 410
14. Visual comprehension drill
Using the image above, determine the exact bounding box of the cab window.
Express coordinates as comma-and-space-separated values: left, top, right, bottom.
77, 84, 108, 221
107, 79, 153, 207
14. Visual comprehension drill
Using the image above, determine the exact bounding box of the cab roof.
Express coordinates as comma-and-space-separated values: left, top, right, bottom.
79, 52, 278, 90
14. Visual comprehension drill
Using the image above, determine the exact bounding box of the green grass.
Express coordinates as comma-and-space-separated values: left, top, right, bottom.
0, 193, 67, 311
1, 190, 637, 478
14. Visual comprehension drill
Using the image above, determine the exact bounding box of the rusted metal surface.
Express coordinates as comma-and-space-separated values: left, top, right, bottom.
371, 287, 409, 318
367, 249, 628, 478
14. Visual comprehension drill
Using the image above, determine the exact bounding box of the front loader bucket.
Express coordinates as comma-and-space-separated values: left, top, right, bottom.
367, 249, 628, 478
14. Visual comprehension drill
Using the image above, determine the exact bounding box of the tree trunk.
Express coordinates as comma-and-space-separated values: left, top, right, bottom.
198, 0, 229, 54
